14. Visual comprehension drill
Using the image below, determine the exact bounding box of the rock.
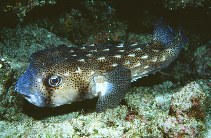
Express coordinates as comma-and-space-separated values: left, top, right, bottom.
169, 81, 206, 120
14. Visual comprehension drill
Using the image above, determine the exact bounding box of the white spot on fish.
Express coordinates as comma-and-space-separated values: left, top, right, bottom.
128, 53, 135, 57
91, 49, 98, 52
75, 67, 82, 74
111, 63, 118, 67
160, 55, 166, 61
152, 49, 159, 53
118, 49, 125, 52
144, 65, 149, 69
132, 73, 138, 77
63, 71, 70, 77
138, 70, 149, 77
135, 48, 142, 50
97, 57, 106, 60
72, 54, 77, 56
78, 59, 85, 62
102, 48, 109, 52
130, 43, 138, 46
124, 60, 130, 65
114, 55, 121, 58
81, 47, 86, 49
89, 44, 95, 46
117, 44, 124, 48
151, 57, 157, 62
86, 54, 92, 57
134, 62, 141, 67
141, 55, 148, 59
37, 78, 42, 83
90, 71, 95, 75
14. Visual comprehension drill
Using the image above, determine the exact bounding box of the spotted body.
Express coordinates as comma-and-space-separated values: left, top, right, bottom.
15, 20, 187, 112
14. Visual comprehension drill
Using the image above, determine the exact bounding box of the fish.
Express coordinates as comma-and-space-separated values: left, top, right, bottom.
15, 20, 187, 112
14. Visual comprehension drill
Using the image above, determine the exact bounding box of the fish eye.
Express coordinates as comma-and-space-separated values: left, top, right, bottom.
48, 76, 62, 87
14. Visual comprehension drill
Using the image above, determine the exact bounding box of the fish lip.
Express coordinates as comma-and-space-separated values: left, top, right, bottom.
17, 91, 46, 107
22, 94, 31, 99
15, 87, 53, 107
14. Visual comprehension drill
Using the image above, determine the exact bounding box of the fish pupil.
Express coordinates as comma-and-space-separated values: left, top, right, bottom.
48, 76, 62, 87
52, 78, 58, 83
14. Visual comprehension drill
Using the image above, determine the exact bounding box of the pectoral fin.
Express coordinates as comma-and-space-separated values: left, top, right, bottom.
93, 65, 131, 112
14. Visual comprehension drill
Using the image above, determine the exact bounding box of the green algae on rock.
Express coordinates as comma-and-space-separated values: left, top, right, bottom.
169, 81, 206, 120
194, 45, 211, 78
0, 0, 56, 22
163, 0, 210, 10
0, 0, 210, 137
125, 80, 208, 137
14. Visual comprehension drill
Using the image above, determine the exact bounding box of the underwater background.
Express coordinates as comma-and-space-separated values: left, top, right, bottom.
0, 0, 210, 137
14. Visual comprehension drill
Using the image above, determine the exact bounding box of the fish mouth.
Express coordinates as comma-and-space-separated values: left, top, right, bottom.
23, 94, 59, 107
15, 84, 47, 107
21, 93, 47, 107
22, 93, 31, 99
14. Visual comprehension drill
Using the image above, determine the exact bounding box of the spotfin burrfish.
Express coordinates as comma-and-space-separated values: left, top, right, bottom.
15, 20, 187, 112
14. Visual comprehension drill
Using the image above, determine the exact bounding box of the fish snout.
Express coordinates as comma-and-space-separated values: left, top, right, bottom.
15, 66, 47, 107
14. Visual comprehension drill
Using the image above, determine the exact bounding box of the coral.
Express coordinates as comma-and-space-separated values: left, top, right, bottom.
159, 115, 204, 137
125, 81, 207, 137
194, 45, 211, 78
0, 25, 72, 120
163, 0, 210, 10
198, 80, 211, 137
0, 0, 56, 21
0, 81, 208, 137
0, 0, 210, 137
169, 81, 206, 120
36, 1, 127, 45
0, 25, 73, 69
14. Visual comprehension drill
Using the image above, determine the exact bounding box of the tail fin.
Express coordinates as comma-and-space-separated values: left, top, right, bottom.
153, 18, 188, 49
153, 18, 176, 45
